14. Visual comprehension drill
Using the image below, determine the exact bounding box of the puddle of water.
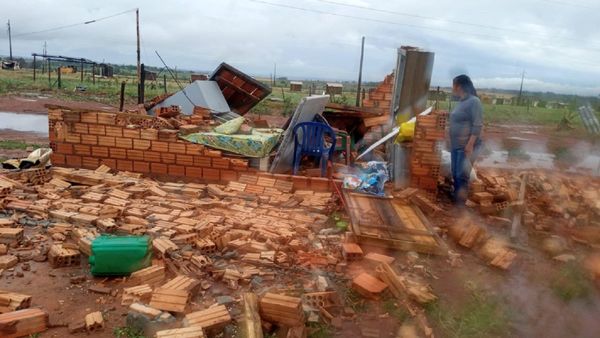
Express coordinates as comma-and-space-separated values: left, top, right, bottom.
479, 150, 600, 175
0, 112, 48, 134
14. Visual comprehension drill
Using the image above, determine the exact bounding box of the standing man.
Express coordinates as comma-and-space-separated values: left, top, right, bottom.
449, 75, 483, 204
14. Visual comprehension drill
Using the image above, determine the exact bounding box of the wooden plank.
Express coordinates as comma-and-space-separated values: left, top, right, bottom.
241, 293, 263, 338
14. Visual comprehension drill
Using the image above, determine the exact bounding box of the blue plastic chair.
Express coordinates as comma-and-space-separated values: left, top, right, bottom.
292, 122, 336, 176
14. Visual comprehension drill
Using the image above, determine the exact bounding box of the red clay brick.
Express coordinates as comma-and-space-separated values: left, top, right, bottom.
123, 128, 140, 139
151, 141, 169, 153
169, 142, 187, 154
73, 144, 91, 156
101, 158, 117, 169
63, 111, 80, 123
80, 112, 98, 124
88, 124, 106, 135
140, 129, 158, 140
64, 133, 81, 144
151, 162, 168, 175
220, 170, 238, 182
65, 155, 82, 167
203, 168, 220, 181
176, 154, 194, 166
204, 149, 222, 157
82, 157, 99, 169
98, 136, 116, 147
51, 153, 66, 166
81, 134, 98, 145
230, 159, 248, 168
127, 149, 145, 161
97, 113, 117, 125
105, 126, 123, 137
56, 143, 73, 155
186, 143, 204, 155
144, 151, 161, 163
212, 158, 230, 169
168, 165, 185, 176
161, 152, 176, 164
117, 160, 133, 172
193, 156, 211, 167
110, 148, 127, 159
73, 123, 88, 134
185, 166, 203, 178
92, 146, 109, 158
133, 161, 150, 173
133, 139, 151, 150
115, 137, 133, 149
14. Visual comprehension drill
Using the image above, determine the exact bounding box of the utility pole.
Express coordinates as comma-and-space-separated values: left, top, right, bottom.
518, 70, 525, 106
355, 36, 365, 107
136, 8, 141, 85
273, 63, 277, 88
7, 20, 13, 60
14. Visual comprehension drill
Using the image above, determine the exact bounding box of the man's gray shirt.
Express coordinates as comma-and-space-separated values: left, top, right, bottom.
449, 94, 483, 150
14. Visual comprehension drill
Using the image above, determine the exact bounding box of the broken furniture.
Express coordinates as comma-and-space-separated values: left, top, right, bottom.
292, 122, 336, 177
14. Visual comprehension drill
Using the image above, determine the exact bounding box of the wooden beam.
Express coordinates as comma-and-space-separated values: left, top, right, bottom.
240, 293, 263, 338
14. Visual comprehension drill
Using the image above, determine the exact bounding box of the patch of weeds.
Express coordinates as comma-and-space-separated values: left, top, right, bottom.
28, 334, 40, 338
308, 322, 333, 338
425, 288, 510, 338
550, 262, 592, 302
383, 298, 408, 322
113, 326, 146, 338
0, 140, 42, 150
342, 287, 367, 313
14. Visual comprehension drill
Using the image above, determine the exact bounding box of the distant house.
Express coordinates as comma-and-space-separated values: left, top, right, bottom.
145, 71, 157, 81
325, 82, 343, 95
99, 64, 113, 77
289, 81, 303, 92
191, 74, 208, 82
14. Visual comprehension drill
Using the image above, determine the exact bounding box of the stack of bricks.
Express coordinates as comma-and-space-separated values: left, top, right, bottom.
410, 111, 448, 196
47, 107, 251, 182
361, 73, 394, 114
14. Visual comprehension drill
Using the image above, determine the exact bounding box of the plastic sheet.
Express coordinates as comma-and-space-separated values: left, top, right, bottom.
343, 161, 389, 196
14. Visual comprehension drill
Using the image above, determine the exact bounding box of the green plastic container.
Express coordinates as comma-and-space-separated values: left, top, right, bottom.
89, 235, 152, 276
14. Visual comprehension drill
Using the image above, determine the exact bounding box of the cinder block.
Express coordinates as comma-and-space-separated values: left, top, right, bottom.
186, 167, 203, 178
105, 126, 123, 137
161, 153, 176, 164
133, 139, 151, 150
82, 157, 99, 169
117, 160, 133, 172
97, 113, 117, 125
151, 163, 168, 175
185, 144, 204, 155
168, 165, 185, 176
144, 151, 161, 163
73, 123, 89, 134
73, 144, 91, 156
80, 112, 98, 124
127, 149, 145, 161
169, 142, 187, 154
51, 153, 66, 166
115, 137, 133, 149
98, 136, 116, 147
65, 155, 82, 167
212, 158, 230, 169
64, 133, 81, 144
194, 156, 211, 167
151, 141, 169, 153
110, 148, 127, 159
88, 124, 106, 136
220, 170, 237, 182
176, 155, 194, 166
81, 134, 98, 145
56, 143, 73, 155
92, 146, 109, 158
123, 128, 140, 139
133, 161, 150, 173
140, 129, 159, 140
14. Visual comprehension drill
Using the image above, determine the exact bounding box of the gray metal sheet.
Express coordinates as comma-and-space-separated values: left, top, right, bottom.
150, 80, 230, 115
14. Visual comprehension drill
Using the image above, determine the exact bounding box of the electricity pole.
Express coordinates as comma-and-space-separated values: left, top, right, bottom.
518, 70, 525, 106
136, 8, 141, 85
356, 36, 365, 107
7, 20, 13, 60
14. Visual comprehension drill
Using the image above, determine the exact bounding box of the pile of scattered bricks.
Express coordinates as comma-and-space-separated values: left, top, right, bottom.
0, 164, 440, 337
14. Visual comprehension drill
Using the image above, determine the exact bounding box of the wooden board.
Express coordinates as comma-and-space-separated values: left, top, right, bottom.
342, 190, 447, 255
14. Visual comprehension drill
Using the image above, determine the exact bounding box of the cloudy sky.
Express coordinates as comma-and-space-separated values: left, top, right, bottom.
1, 0, 599, 95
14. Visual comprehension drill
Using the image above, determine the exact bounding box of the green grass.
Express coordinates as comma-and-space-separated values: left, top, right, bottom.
113, 326, 146, 338
383, 299, 409, 323
425, 286, 510, 338
550, 262, 592, 302
0, 140, 43, 150
308, 322, 333, 338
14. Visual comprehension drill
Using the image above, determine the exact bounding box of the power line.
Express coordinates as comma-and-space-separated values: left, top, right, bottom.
12, 9, 136, 38
246, 0, 600, 59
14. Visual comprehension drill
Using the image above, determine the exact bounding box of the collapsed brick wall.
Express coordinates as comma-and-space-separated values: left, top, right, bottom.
362, 73, 394, 114
47, 107, 337, 191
